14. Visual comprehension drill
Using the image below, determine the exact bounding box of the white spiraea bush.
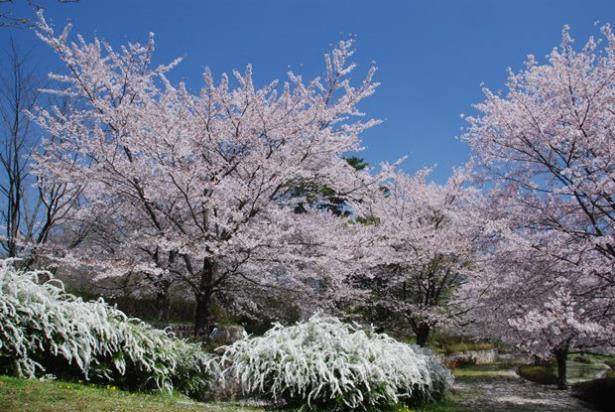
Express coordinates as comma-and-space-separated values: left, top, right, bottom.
220, 314, 453, 410
0, 260, 217, 397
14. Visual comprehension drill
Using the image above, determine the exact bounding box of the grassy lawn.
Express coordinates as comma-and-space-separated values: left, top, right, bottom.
568, 353, 615, 381
0, 375, 263, 412
0, 374, 471, 412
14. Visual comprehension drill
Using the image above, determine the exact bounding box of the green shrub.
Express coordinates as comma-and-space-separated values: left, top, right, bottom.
0, 260, 218, 398
516, 365, 558, 385
572, 377, 615, 411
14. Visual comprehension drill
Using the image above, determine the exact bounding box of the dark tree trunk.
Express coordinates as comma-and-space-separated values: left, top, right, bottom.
415, 323, 431, 347
194, 292, 211, 337
193, 259, 215, 337
554, 347, 568, 390
155, 285, 171, 322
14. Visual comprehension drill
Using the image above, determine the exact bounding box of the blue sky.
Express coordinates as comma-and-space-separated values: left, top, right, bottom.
3, 0, 614, 182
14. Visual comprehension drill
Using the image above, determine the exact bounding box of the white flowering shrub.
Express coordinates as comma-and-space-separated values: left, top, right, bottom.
0, 260, 217, 397
220, 314, 453, 411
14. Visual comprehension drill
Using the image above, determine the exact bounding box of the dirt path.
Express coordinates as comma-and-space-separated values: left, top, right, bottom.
453, 378, 594, 412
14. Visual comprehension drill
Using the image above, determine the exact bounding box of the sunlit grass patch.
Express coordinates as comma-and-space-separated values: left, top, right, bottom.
0, 375, 262, 412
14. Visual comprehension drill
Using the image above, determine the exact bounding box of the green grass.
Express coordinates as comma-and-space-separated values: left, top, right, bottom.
0, 375, 469, 412
513, 353, 614, 386
0, 374, 473, 412
0, 375, 263, 412
567, 352, 615, 382
568, 360, 610, 382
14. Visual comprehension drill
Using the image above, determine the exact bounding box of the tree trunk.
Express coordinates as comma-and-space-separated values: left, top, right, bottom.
415, 323, 431, 347
554, 347, 568, 390
194, 292, 211, 337
193, 259, 215, 337
155, 286, 170, 322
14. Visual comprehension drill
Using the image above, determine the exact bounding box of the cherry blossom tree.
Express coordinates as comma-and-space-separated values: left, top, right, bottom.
348, 167, 484, 346
463, 226, 615, 388
31, 11, 381, 335
464, 24, 615, 287
462, 25, 615, 388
